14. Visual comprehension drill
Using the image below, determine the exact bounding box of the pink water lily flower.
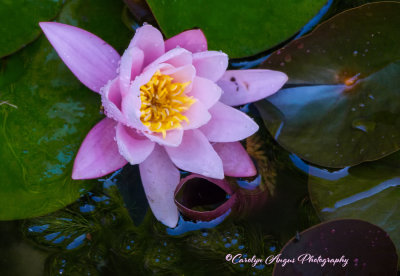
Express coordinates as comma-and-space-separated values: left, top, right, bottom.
39, 22, 287, 228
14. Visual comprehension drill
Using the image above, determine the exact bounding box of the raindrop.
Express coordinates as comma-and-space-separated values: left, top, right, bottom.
351, 107, 356, 112
353, 50, 358, 56
280, 62, 285, 67
306, 49, 311, 53
284, 54, 292, 62
359, 103, 365, 108
352, 119, 376, 133
368, 94, 375, 100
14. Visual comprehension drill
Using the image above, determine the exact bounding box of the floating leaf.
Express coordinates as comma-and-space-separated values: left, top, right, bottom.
145, 0, 328, 58
308, 150, 400, 266
257, 2, 400, 168
273, 219, 398, 275
0, 0, 63, 58
0, 0, 132, 220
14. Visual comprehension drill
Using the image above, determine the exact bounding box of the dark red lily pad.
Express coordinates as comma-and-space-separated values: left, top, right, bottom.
257, 2, 400, 168
273, 219, 398, 275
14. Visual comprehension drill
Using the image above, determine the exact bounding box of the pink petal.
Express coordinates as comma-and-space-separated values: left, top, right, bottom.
139, 145, 180, 228
116, 123, 155, 164
72, 118, 127, 179
165, 29, 207, 53
161, 64, 196, 84
182, 100, 211, 130
213, 142, 257, 177
119, 47, 144, 97
143, 128, 184, 147
148, 47, 192, 69
192, 51, 228, 82
101, 78, 125, 123
188, 76, 222, 108
121, 64, 161, 131
128, 25, 165, 67
39, 22, 120, 93
200, 102, 258, 142
165, 130, 224, 179
217, 69, 288, 106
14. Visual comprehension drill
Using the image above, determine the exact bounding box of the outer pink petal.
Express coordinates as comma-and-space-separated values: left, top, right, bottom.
139, 145, 180, 228
128, 25, 165, 67
200, 102, 258, 142
115, 123, 155, 164
181, 100, 211, 130
165, 29, 208, 53
143, 128, 184, 147
119, 47, 144, 97
213, 142, 257, 177
39, 22, 120, 93
101, 78, 125, 123
188, 76, 222, 108
217, 69, 288, 106
192, 51, 228, 82
165, 129, 224, 179
72, 118, 127, 179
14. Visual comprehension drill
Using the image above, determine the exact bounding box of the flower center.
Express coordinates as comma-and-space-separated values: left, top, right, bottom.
140, 71, 195, 138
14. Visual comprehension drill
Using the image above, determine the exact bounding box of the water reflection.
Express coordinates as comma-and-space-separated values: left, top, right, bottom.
322, 177, 400, 212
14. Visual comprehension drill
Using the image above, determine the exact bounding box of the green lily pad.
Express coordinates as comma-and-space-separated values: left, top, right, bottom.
0, 0, 132, 220
308, 151, 400, 266
257, 2, 400, 168
0, 0, 64, 58
145, 0, 327, 58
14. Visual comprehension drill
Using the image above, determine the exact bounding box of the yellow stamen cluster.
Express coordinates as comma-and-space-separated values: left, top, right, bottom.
140, 71, 195, 138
